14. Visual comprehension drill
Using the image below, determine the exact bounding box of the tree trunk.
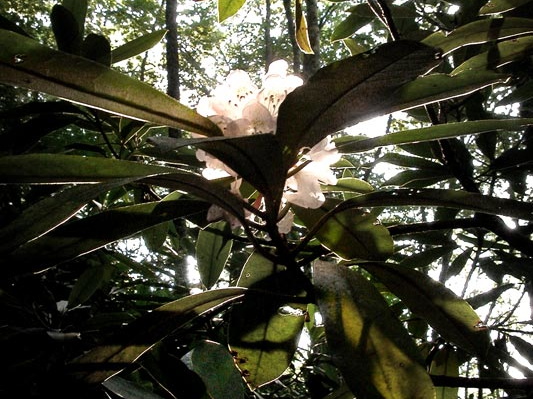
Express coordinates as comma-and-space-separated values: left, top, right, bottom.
302, 0, 320, 79
282, 0, 301, 74
165, 0, 181, 137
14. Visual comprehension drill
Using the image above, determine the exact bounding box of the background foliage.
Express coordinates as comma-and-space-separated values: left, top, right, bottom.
1, 0, 533, 398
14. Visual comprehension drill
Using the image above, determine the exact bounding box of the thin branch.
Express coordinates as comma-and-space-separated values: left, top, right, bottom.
431, 375, 533, 390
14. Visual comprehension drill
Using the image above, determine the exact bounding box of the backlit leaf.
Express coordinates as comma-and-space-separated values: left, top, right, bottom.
111, 29, 167, 64
360, 262, 491, 356
196, 221, 233, 289
71, 287, 247, 384
276, 40, 441, 163
429, 346, 459, 399
422, 17, 533, 55
313, 260, 435, 399
218, 0, 246, 22
480, 0, 533, 15
296, 0, 314, 54
228, 252, 306, 388
293, 198, 393, 260
0, 30, 221, 136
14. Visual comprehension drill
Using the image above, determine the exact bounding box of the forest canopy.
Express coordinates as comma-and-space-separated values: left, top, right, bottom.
1, 0, 533, 398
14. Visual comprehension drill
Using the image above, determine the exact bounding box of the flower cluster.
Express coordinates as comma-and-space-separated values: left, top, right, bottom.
195, 60, 340, 232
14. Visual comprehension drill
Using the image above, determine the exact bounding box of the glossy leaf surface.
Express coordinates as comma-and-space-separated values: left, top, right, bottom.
360, 262, 491, 356
0, 30, 221, 136
313, 261, 435, 399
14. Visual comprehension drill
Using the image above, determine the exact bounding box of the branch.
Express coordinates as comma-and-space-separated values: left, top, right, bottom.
431, 375, 533, 390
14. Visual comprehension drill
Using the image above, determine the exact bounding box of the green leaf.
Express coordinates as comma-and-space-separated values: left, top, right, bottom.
67, 263, 115, 308
218, 0, 246, 22
70, 287, 247, 384
336, 118, 533, 153
81, 33, 111, 65
142, 222, 170, 252
51, 4, 82, 53
452, 36, 533, 75
228, 252, 306, 388
360, 262, 491, 356
508, 335, 533, 365
331, 7, 373, 42
466, 283, 515, 309
293, 198, 394, 261
0, 199, 210, 277
62, 0, 88, 39
334, 188, 533, 222
295, 0, 314, 54
313, 261, 435, 399
148, 134, 286, 202
0, 181, 133, 255
383, 169, 451, 188
111, 29, 167, 64
191, 341, 245, 399
0, 154, 178, 184
447, 248, 473, 278
321, 177, 375, 194
429, 346, 459, 399
196, 221, 233, 289
0, 30, 221, 136
102, 377, 167, 399
399, 245, 456, 269
422, 17, 533, 55
276, 40, 441, 163
480, 0, 533, 15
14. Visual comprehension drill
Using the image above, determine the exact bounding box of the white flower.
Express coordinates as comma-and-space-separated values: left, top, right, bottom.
195, 61, 339, 231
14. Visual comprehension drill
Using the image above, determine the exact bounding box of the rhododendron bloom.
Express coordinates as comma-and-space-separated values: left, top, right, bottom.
195, 60, 339, 230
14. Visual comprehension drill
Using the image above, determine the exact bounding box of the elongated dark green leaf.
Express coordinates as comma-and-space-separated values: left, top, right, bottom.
452, 36, 533, 75
377, 153, 446, 170
480, 0, 533, 15
334, 188, 533, 221
422, 17, 533, 55
336, 118, 533, 153
70, 287, 247, 384
360, 262, 491, 356
466, 283, 515, 309
102, 377, 166, 399
313, 261, 435, 399
0, 154, 179, 184
321, 177, 375, 194
276, 40, 441, 163
218, 0, 246, 22
294, 199, 393, 261
0, 199, 210, 277
400, 245, 456, 269
51, 4, 82, 53
0, 180, 134, 255
508, 335, 533, 365
62, 0, 88, 40
331, 7, 373, 42
191, 341, 245, 399
228, 252, 306, 389
82, 33, 111, 65
142, 222, 169, 252
196, 221, 233, 289
0, 30, 221, 136
111, 29, 167, 64
67, 263, 115, 308
382, 169, 451, 188
149, 134, 286, 201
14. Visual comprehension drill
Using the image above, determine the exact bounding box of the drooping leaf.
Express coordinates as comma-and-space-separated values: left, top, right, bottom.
0, 30, 221, 136
452, 36, 533, 75
313, 260, 435, 399
0, 199, 211, 277
196, 221, 233, 289
508, 335, 533, 366
336, 118, 533, 153
422, 17, 533, 55
321, 177, 375, 194
191, 340, 245, 399
480, 0, 533, 15
218, 0, 246, 22
276, 40, 441, 163
331, 6, 373, 42
360, 262, 491, 356
111, 29, 167, 64
70, 287, 247, 384
295, 0, 314, 54
447, 248, 473, 278
148, 134, 286, 201
293, 198, 394, 261
228, 252, 307, 389
399, 245, 456, 269
142, 222, 170, 252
